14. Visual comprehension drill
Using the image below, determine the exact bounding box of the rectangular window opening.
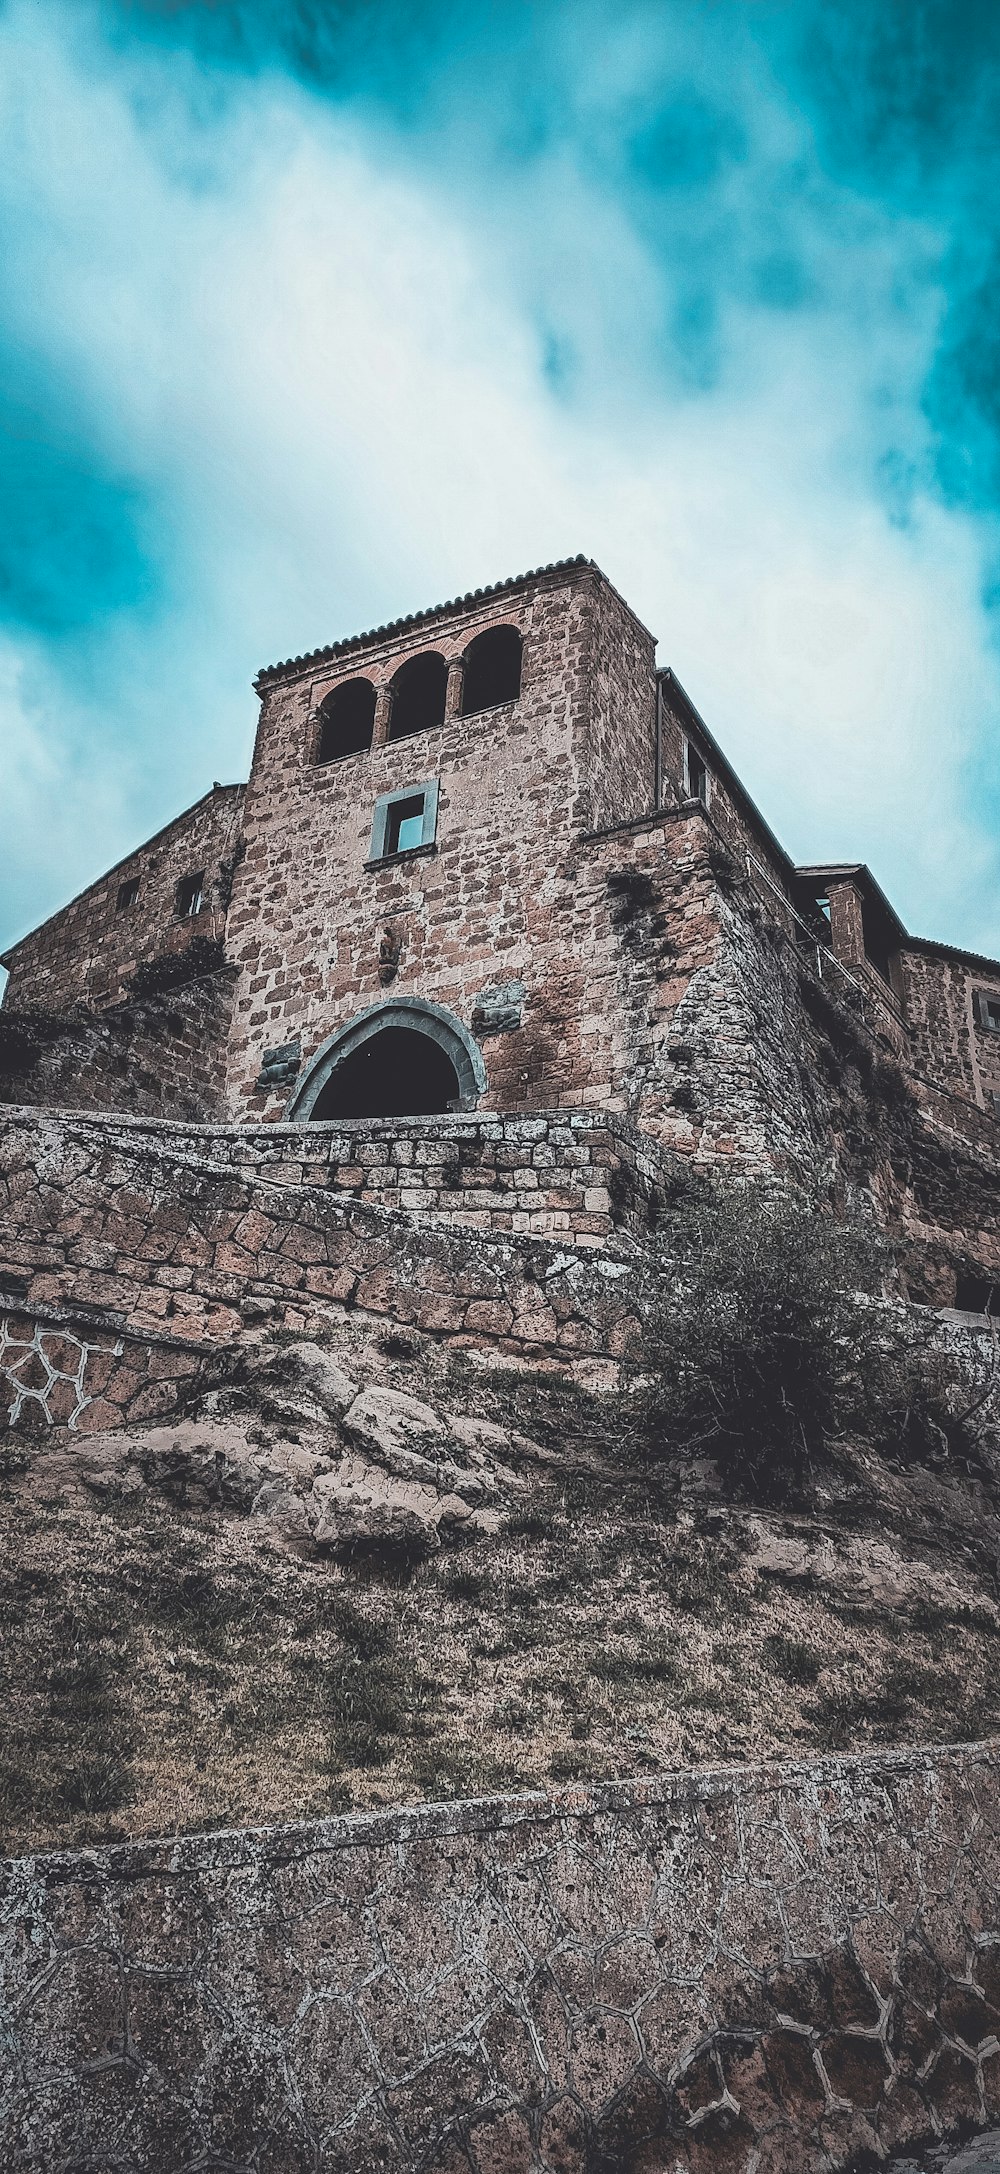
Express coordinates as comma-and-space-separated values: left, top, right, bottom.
116, 876, 140, 912
368, 778, 439, 864
686, 743, 708, 804
175, 870, 205, 919
955, 1272, 1000, 1317
386, 793, 426, 856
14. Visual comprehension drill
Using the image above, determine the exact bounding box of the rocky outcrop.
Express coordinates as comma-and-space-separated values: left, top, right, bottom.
53, 1341, 536, 1554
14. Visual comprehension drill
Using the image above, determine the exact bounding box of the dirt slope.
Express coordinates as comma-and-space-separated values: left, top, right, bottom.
3, 1326, 999, 1857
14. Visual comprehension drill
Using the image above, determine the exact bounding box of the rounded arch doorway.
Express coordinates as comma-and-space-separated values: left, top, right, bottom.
287, 999, 486, 1123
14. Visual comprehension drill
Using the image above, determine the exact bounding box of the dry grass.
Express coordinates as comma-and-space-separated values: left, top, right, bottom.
3, 1446, 1000, 1855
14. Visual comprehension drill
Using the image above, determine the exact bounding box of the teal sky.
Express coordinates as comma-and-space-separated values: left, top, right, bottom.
2, 0, 1000, 962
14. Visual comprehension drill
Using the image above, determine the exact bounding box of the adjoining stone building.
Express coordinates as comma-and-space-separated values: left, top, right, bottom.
3, 554, 1000, 1309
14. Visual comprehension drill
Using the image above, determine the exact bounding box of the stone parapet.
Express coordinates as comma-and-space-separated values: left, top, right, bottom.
12, 1104, 667, 1242
2, 1738, 999, 2171
0, 1107, 663, 1431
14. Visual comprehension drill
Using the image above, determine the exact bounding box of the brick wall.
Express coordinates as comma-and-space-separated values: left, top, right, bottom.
572, 812, 815, 1166
0, 786, 244, 1012
3, 1740, 999, 2173
658, 674, 795, 906
584, 571, 657, 832
900, 948, 1000, 1115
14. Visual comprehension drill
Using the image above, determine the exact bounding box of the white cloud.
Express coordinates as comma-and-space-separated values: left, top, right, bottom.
0, 632, 132, 953
0, 0, 998, 966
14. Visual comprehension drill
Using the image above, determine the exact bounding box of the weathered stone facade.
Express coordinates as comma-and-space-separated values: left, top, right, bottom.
2, 553, 1000, 1310
1, 560, 1000, 1208
0, 965, 235, 1122
4, 1739, 1000, 2174
226, 559, 658, 1122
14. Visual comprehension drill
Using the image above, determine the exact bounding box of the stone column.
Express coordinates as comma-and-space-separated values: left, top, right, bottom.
373, 684, 394, 748
445, 658, 465, 721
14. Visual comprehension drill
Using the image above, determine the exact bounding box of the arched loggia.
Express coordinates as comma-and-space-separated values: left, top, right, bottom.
286, 999, 486, 1121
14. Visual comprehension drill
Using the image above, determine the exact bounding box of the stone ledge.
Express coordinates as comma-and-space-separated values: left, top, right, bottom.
12, 1732, 998, 1878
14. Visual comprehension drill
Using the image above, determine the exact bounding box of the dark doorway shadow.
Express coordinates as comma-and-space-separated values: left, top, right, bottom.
309, 1026, 461, 1119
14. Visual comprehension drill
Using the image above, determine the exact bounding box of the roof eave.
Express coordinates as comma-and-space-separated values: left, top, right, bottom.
794, 862, 909, 945
252, 554, 640, 692
0, 782, 244, 966
903, 932, 1000, 977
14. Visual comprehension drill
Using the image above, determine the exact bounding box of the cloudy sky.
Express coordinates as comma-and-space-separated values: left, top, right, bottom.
2, 0, 1000, 963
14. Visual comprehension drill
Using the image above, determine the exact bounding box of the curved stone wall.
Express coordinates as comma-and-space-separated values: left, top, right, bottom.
2, 1742, 1000, 2172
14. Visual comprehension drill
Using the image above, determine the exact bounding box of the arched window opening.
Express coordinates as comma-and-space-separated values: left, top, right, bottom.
316, 678, 376, 764
388, 652, 448, 742
310, 1026, 460, 1119
461, 625, 522, 716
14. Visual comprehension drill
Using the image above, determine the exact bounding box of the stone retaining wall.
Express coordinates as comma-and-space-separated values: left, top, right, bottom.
4, 1102, 998, 1435
0, 1107, 660, 1430
3, 1740, 1000, 2172
0, 1307, 212, 1434
24, 1106, 668, 1243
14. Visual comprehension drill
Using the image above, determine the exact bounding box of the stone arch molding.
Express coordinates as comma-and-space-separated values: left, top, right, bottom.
286, 997, 487, 1120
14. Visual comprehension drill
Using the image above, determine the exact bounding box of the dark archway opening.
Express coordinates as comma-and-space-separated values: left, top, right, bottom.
309, 1026, 461, 1120
316, 677, 376, 763
461, 625, 522, 715
388, 652, 448, 741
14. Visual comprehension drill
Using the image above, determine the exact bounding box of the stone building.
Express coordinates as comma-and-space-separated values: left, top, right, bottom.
3, 554, 1000, 1309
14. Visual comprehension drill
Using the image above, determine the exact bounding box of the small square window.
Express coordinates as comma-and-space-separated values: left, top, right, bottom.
176, 870, 205, 919
368, 779, 439, 864
387, 794, 426, 855
975, 990, 1000, 1032
116, 876, 140, 912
